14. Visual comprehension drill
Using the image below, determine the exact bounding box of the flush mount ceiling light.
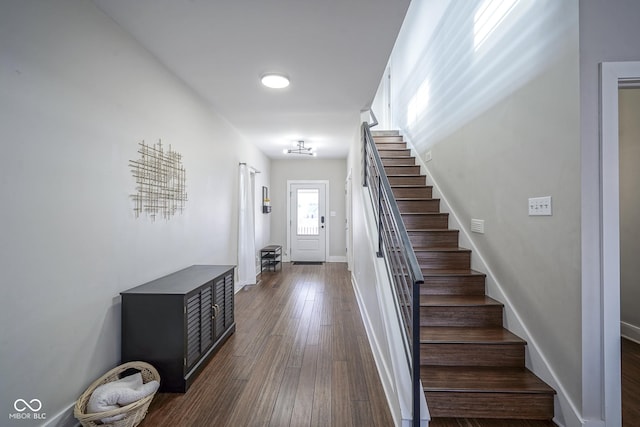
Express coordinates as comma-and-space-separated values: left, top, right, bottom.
261, 73, 290, 89
283, 140, 316, 156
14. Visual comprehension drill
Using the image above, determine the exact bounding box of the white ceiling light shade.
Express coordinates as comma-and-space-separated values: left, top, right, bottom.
261, 73, 290, 89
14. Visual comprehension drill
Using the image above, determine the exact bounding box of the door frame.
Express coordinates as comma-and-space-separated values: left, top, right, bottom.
286, 180, 330, 262
346, 169, 353, 271
588, 61, 640, 426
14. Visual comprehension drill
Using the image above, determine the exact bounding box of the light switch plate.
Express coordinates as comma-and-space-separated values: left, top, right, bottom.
471, 219, 485, 233
528, 196, 552, 216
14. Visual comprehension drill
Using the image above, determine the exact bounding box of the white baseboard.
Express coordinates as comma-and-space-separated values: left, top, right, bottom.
280, 256, 347, 263
42, 402, 78, 427
621, 321, 640, 344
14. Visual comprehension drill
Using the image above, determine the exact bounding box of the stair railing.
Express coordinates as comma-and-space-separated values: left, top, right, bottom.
362, 112, 424, 427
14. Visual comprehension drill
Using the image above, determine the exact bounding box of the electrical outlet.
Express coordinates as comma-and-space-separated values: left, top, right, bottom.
424, 150, 432, 162
528, 196, 552, 216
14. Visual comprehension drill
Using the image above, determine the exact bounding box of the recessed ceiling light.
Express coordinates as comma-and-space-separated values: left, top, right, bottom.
261, 73, 290, 89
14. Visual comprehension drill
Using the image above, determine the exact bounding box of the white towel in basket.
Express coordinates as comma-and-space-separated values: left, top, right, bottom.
87, 372, 159, 423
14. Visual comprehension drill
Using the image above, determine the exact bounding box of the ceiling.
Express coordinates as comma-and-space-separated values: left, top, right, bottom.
93, 0, 410, 159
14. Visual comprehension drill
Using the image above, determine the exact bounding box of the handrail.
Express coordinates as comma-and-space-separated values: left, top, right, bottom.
369, 109, 379, 127
362, 114, 423, 427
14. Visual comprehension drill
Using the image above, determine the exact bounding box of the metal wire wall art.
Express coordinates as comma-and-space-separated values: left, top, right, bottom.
129, 140, 187, 220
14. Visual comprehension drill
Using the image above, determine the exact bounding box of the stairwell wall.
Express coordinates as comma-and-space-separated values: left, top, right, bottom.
376, 0, 581, 423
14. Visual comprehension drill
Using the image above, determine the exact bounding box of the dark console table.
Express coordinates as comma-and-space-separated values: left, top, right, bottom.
120, 265, 235, 392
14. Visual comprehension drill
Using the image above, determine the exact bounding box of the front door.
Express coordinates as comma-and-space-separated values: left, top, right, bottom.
290, 182, 326, 262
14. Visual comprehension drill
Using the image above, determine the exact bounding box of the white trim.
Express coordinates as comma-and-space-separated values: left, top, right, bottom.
286, 180, 330, 262
328, 256, 347, 263
346, 169, 354, 271
404, 135, 576, 427
41, 402, 77, 427
600, 62, 622, 427
597, 60, 640, 426
621, 321, 640, 344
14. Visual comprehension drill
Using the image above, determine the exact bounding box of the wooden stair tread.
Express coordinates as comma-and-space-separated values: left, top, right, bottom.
396, 197, 439, 201
380, 155, 415, 159
390, 184, 432, 188
422, 366, 556, 394
421, 327, 525, 344
420, 268, 486, 277
421, 295, 503, 306
414, 247, 471, 253
402, 212, 447, 216
371, 130, 400, 136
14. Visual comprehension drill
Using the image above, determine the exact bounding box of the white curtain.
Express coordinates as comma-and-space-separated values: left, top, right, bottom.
238, 164, 257, 287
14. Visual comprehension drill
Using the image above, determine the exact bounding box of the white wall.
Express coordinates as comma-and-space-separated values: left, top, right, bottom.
270, 158, 347, 262
380, 0, 581, 423
0, 1, 269, 425
346, 127, 390, 364
619, 88, 640, 340
346, 126, 400, 423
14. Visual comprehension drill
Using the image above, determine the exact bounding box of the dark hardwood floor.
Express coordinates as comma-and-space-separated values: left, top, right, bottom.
623, 337, 640, 426
136, 260, 640, 427
139, 262, 393, 427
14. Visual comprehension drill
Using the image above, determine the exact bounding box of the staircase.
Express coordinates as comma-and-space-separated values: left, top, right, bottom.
372, 130, 557, 425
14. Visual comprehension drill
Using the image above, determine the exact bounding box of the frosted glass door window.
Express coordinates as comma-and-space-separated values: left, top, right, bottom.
297, 189, 319, 235
289, 182, 326, 262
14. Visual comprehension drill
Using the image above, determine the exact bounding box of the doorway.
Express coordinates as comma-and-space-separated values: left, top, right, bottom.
618, 86, 640, 425
598, 61, 640, 426
288, 181, 328, 262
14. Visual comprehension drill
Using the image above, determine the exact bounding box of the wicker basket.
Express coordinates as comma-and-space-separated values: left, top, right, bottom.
74, 361, 160, 427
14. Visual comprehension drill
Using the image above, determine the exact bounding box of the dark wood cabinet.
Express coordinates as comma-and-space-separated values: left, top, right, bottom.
121, 265, 235, 392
